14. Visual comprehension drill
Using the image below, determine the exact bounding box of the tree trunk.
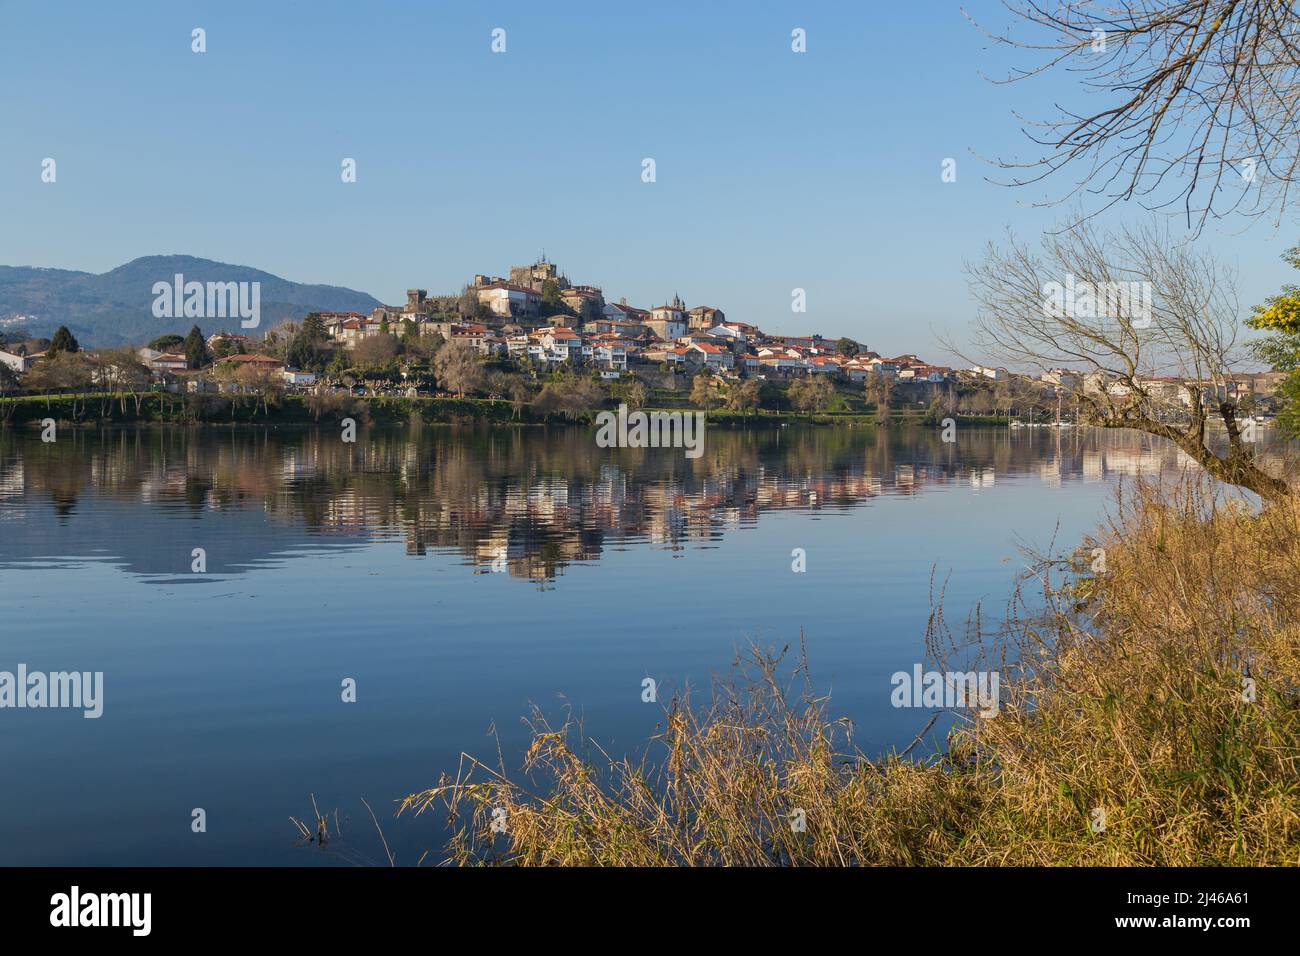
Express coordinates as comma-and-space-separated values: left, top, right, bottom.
1089, 403, 1293, 503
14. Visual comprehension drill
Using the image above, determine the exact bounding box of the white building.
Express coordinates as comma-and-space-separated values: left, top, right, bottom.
689, 342, 735, 370
592, 340, 628, 370
602, 301, 650, 325
1041, 368, 1081, 388
0, 349, 43, 374
646, 297, 688, 341
476, 283, 542, 318
536, 327, 583, 362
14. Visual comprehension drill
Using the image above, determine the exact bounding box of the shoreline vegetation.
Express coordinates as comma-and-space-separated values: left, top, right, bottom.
399, 477, 1300, 866
0, 391, 1010, 429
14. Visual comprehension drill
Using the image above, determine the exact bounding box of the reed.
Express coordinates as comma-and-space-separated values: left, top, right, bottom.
404, 477, 1300, 865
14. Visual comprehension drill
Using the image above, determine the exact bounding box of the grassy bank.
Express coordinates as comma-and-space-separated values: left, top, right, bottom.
403, 479, 1300, 865
0, 392, 1007, 429
0, 392, 534, 426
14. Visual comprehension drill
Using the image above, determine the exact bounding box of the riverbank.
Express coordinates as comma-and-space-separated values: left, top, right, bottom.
0, 392, 1010, 429
405, 478, 1300, 865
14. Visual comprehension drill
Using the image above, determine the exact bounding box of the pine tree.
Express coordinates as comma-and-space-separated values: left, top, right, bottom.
183, 325, 209, 369
49, 326, 79, 354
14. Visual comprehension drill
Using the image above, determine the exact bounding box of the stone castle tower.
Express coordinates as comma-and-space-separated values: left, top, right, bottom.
509, 255, 569, 293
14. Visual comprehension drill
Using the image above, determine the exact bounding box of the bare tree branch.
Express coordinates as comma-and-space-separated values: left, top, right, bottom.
970, 1, 1300, 233
965, 218, 1292, 499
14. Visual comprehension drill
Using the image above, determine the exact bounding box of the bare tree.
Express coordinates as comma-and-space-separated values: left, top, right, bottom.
966, 217, 1291, 499
351, 334, 399, 373
725, 379, 761, 415
865, 369, 895, 412
0, 360, 17, 397
532, 375, 602, 420
24, 351, 92, 396
96, 347, 152, 414
690, 372, 723, 410
788, 375, 835, 416
974, 1, 1300, 231
234, 364, 283, 415
433, 343, 485, 397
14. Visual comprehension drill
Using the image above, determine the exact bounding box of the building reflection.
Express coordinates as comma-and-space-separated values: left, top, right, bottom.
0, 425, 1290, 582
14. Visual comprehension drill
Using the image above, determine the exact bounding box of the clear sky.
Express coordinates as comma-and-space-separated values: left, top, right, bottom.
2, 0, 1296, 361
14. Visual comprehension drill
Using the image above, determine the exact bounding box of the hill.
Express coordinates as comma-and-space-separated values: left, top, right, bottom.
0, 255, 382, 346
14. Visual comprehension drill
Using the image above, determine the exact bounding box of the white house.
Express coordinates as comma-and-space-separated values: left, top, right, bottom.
333, 317, 388, 346
476, 283, 542, 318
602, 301, 650, 325
646, 299, 688, 341
1041, 368, 1081, 389
537, 327, 584, 362
708, 324, 751, 346
148, 352, 189, 373
592, 339, 628, 370
898, 365, 951, 384
689, 342, 735, 370
506, 335, 532, 359
0, 349, 43, 374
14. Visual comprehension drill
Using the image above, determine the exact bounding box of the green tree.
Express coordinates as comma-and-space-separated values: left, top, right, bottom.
287, 314, 328, 371
48, 326, 79, 354
538, 279, 575, 319
183, 325, 209, 369
211, 336, 247, 360
148, 333, 185, 352
1249, 243, 1300, 436
836, 337, 860, 357
400, 318, 419, 348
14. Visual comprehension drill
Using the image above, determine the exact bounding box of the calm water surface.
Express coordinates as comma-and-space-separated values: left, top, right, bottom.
0, 423, 1270, 864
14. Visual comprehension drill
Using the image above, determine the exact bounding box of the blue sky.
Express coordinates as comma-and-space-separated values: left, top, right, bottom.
2, 0, 1296, 360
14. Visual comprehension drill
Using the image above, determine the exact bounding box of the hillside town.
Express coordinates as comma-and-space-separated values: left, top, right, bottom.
305, 257, 961, 385
0, 255, 1289, 420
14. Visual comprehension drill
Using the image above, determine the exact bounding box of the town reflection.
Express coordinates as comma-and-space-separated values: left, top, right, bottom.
0, 425, 1287, 582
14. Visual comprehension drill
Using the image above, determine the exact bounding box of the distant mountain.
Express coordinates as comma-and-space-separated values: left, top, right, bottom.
0, 255, 382, 347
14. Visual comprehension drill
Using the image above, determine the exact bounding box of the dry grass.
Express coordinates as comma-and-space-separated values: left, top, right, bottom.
403, 478, 1300, 865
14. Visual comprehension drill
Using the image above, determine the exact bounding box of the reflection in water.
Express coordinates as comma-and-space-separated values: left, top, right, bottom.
2, 421, 1293, 866
1, 424, 1286, 583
